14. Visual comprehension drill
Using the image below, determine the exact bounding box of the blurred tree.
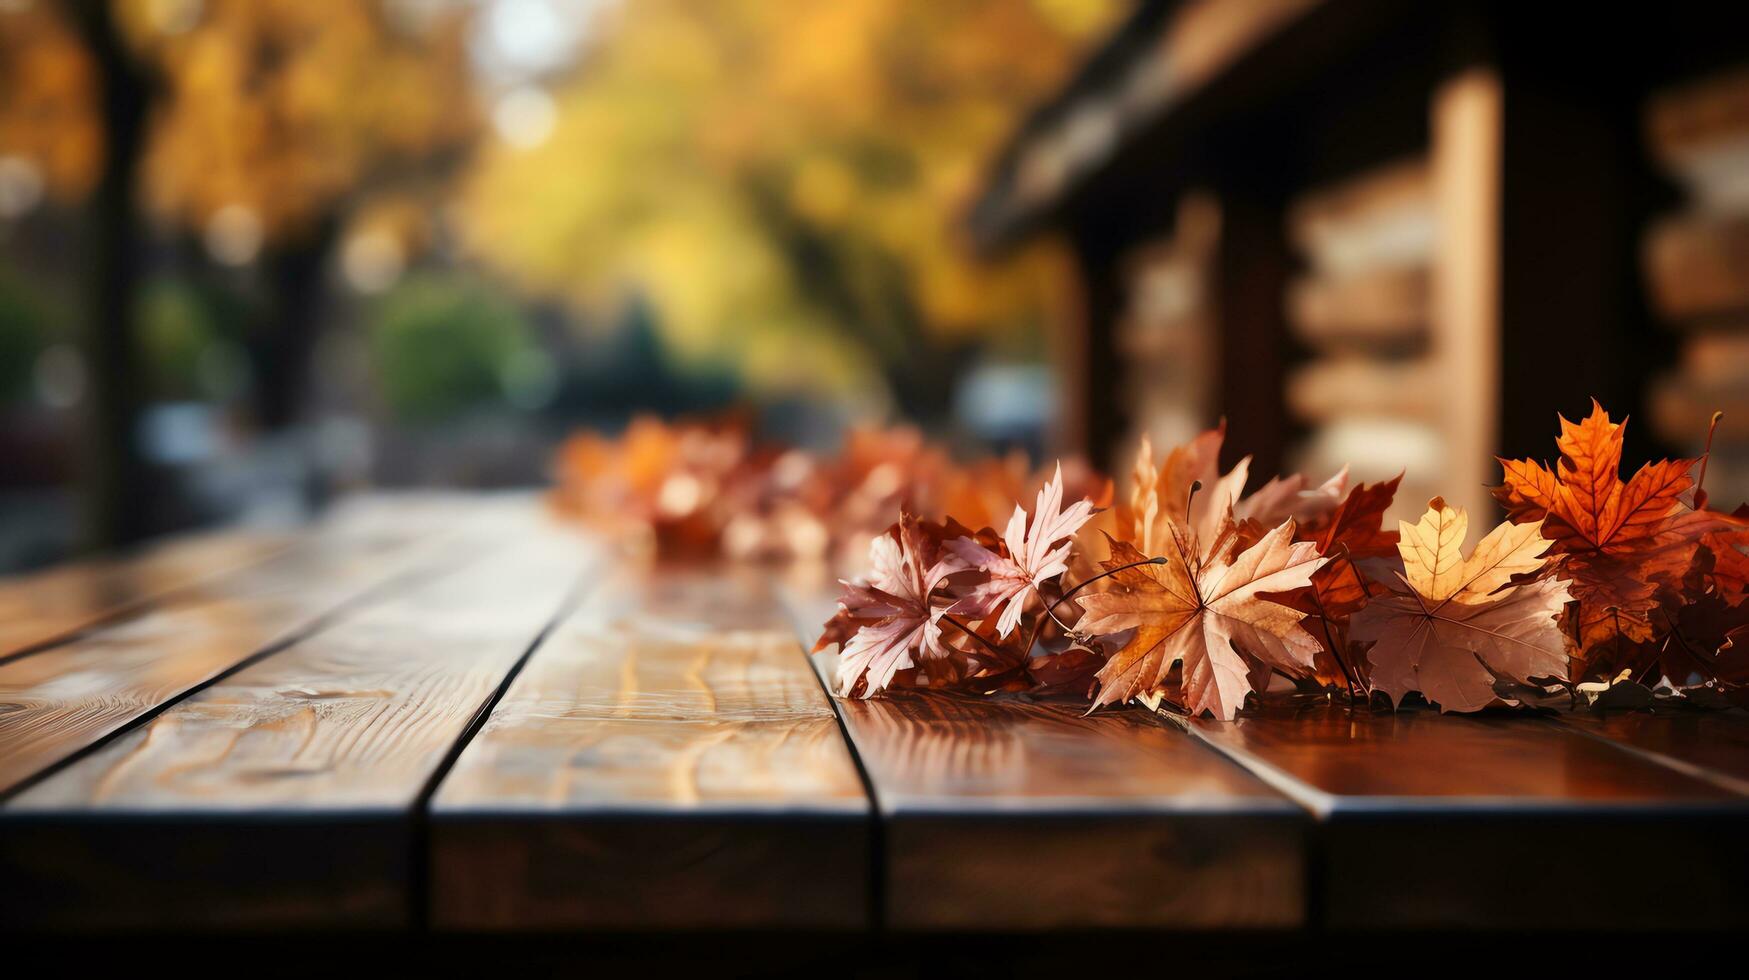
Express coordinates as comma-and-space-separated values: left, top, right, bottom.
0, 0, 102, 203
461, 0, 1117, 423
367, 274, 534, 423
0, 0, 481, 545
136, 277, 244, 402
557, 294, 743, 424
0, 272, 61, 404
129, 0, 479, 428
65, 0, 156, 547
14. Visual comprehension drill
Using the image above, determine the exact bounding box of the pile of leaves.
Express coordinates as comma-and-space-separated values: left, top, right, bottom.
551, 414, 1107, 570
816, 403, 1749, 718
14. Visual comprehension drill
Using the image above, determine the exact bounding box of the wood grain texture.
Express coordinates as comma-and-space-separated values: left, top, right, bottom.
0, 492, 481, 666
431, 567, 869, 931
0, 532, 436, 799
0, 493, 540, 798
0, 529, 289, 662
0, 533, 589, 930
1555, 709, 1749, 796
1183, 702, 1749, 929
798, 598, 1306, 933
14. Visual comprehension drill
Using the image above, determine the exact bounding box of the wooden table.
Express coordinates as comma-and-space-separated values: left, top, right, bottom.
1, 495, 1745, 940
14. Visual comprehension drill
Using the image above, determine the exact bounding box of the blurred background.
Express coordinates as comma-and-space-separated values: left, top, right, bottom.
3, 0, 1749, 570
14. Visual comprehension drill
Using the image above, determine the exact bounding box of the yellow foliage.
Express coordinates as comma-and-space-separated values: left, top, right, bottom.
0, 0, 477, 242
0, 2, 102, 201
137, 0, 478, 242
1, 0, 1119, 409
460, 0, 1119, 402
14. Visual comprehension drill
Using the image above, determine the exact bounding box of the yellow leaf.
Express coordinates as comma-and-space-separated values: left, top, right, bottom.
1397, 496, 1469, 600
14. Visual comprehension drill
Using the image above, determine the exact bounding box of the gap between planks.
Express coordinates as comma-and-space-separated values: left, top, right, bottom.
1165, 701, 1749, 930
778, 586, 890, 934
0, 526, 596, 931
0, 499, 535, 803
1547, 710, 1749, 797
0, 530, 292, 668
780, 588, 1306, 933
427, 567, 871, 932
406, 565, 592, 931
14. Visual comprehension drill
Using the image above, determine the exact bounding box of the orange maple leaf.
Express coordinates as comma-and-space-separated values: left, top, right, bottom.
1493, 400, 1726, 656
1352, 498, 1572, 712
1120, 426, 1346, 562
1078, 516, 1326, 720
1702, 504, 1749, 605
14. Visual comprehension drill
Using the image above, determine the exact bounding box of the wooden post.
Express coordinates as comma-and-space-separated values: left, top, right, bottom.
1429, 67, 1502, 521
1493, 53, 1669, 465
1065, 227, 1128, 469
1214, 192, 1292, 482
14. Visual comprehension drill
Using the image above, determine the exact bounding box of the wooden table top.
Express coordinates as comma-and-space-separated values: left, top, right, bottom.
1, 494, 1744, 935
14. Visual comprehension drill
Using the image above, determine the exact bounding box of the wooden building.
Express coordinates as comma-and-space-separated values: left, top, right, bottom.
971, 0, 1749, 519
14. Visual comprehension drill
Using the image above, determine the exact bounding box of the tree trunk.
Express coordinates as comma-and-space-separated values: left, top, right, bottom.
744, 175, 964, 425
247, 215, 338, 432
70, 0, 154, 550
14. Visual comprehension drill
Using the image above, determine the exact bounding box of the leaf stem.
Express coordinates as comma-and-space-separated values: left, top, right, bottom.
1335, 544, 1374, 599
1697, 410, 1723, 506
1038, 586, 1078, 634
939, 614, 1011, 662
1020, 555, 1175, 673
1652, 605, 1719, 682
1316, 543, 1377, 703
1018, 609, 1046, 667
1307, 585, 1362, 700
1048, 556, 1170, 617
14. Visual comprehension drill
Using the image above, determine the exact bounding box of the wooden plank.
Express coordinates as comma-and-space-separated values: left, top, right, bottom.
832, 685, 1305, 931
316, 491, 527, 545
1181, 703, 1749, 930
0, 528, 290, 662
0, 533, 589, 931
1556, 710, 1749, 796
430, 567, 869, 931
0, 490, 483, 670
0, 516, 447, 798
789, 594, 1306, 932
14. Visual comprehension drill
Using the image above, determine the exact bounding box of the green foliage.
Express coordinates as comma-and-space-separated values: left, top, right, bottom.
137, 278, 219, 401
0, 272, 62, 405
368, 275, 535, 423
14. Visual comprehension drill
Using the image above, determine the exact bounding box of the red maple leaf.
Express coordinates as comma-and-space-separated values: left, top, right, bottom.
820, 513, 969, 696
1493, 400, 1735, 666
1262, 474, 1403, 689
